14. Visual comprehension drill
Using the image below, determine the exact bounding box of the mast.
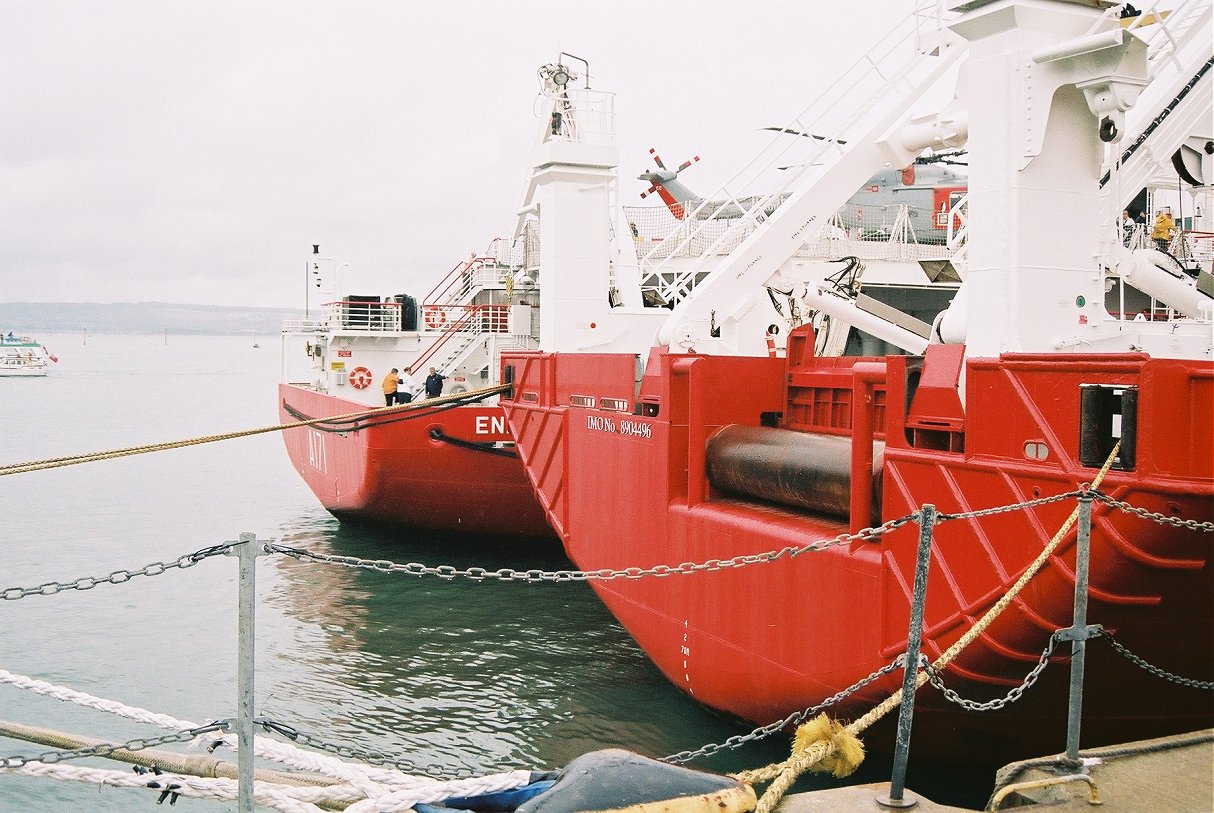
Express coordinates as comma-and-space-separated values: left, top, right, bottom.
947, 0, 1149, 357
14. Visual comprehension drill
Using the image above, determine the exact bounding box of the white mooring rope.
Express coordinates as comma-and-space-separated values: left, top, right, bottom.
0, 667, 534, 811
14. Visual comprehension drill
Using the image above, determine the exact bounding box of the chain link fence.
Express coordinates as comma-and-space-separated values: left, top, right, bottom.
1, 486, 1210, 780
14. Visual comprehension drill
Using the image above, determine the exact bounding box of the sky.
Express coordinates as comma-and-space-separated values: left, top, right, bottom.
1, 1, 903, 309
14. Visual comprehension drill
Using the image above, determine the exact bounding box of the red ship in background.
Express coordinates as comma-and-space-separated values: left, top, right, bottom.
279, 53, 970, 538
501, 0, 1213, 763
278, 235, 555, 537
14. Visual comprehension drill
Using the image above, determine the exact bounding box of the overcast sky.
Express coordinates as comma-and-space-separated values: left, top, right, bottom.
2, 1, 902, 309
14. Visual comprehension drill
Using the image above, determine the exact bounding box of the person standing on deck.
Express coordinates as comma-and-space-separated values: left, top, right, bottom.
424, 367, 446, 399
397, 366, 418, 404
1151, 208, 1176, 252
382, 368, 399, 406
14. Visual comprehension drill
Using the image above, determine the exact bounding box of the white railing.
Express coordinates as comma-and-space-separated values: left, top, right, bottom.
547, 88, 615, 147
637, 6, 965, 307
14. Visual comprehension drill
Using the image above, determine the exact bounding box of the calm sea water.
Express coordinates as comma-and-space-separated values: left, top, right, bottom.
0, 333, 989, 811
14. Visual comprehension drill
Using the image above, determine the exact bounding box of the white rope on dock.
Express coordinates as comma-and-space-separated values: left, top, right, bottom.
340, 772, 537, 813
10, 761, 534, 813
11, 762, 347, 812
1, 667, 534, 808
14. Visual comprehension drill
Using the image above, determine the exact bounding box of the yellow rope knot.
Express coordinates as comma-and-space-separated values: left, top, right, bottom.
792, 714, 865, 778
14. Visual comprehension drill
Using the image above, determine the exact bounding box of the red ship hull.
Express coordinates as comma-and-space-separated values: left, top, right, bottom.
279, 384, 553, 538
500, 335, 1213, 761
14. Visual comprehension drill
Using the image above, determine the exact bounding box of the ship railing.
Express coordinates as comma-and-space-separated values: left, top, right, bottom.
1086, 0, 1212, 76
1096, 0, 1212, 225
317, 299, 405, 332
424, 257, 517, 310
1105, 229, 1212, 323
280, 319, 328, 335
1122, 223, 1151, 250
411, 304, 513, 372
520, 222, 540, 272
1173, 229, 1214, 270
544, 87, 616, 147
632, 202, 961, 293
423, 238, 525, 308
634, 4, 964, 306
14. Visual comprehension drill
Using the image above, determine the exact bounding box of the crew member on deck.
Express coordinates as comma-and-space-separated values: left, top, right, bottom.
383, 368, 399, 406
424, 367, 446, 399
397, 366, 417, 404
1151, 208, 1176, 252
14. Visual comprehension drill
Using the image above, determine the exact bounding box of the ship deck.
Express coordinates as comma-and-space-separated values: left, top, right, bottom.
774, 729, 1213, 812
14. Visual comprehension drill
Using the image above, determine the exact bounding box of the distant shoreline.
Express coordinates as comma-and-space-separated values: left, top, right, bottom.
0, 301, 305, 336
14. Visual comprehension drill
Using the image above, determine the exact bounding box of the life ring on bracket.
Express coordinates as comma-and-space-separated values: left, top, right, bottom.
349, 366, 373, 389
424, 308, 447, 329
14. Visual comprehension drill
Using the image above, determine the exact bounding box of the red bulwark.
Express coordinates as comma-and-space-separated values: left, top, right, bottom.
500, 342, 1214, 764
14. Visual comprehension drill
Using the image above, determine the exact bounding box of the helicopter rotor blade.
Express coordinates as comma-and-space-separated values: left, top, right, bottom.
762, 126, 847, 145
676, 156, 701, 174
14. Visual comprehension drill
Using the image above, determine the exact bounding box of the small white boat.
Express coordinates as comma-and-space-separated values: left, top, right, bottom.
0, 335, 56, 377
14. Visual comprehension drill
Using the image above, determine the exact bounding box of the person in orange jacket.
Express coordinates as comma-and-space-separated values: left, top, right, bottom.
382, 368, 399, 406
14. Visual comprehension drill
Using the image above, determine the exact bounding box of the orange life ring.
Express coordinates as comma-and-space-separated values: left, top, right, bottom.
424, 308, 446, 329
349, 366, 373, 389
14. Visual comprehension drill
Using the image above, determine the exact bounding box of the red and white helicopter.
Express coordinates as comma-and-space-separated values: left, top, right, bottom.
638, 142, 967, 244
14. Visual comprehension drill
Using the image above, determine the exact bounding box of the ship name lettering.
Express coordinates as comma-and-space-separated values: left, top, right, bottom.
307, 430, 327, 473
475, 416, 507, 435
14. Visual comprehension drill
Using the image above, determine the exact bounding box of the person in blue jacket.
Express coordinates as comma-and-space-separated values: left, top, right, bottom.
424, 367, 446, 399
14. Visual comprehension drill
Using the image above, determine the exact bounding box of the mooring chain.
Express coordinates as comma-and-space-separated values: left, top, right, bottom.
0, 723, 228, 769
662, 657, 904, 764
253, 718, 469, 781
270, 517, 914, 584
1097, 630, 1214, 690
0, 542, 238, 601
922, 636, 1061, 712
935, 490, 1085, 523
1090, 492, 1214, 532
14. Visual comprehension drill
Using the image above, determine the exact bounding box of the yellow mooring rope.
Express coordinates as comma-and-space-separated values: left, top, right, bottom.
0, 384, 510, 476
733, 441, 1123, 813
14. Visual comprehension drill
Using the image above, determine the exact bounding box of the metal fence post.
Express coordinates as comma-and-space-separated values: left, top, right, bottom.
236, 532, 258, 813
879, 503, 937, 809
1063, 492, 1097, 762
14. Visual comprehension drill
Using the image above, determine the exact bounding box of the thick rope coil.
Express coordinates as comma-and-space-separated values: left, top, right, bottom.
734, 443, 1123, 813
792, 715, 865, 778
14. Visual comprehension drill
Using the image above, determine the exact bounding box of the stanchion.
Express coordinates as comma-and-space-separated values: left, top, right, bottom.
1063, 492, 1099, 762
878, 504, 937, 809
230, 532, 260, 813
